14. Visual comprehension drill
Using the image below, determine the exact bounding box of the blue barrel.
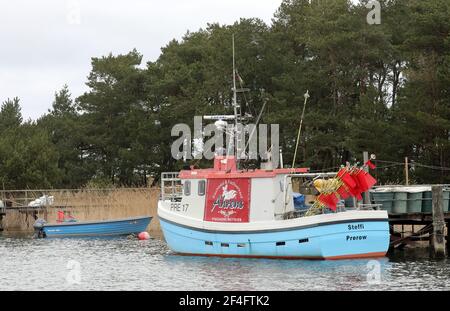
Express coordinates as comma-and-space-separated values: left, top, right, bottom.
407, 192, 423, 213
392, 192, 408, 214
371, 192, 394, 213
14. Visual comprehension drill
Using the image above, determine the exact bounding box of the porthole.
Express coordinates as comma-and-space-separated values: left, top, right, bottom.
198, 180, 206, 196
184, 181, 191, 196
276, 241, 286, 246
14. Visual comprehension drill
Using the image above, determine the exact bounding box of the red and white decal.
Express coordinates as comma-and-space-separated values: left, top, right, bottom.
204, 178, 251, 223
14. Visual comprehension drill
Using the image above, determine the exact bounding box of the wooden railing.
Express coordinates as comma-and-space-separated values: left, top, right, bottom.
0, 188, 146, 208
160, 173, 182, 201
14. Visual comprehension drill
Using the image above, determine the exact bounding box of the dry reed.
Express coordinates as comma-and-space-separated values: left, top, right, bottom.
2, 188, 162, 236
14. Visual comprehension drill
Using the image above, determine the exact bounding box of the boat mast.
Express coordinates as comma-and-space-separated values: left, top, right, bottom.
232, 34, 240, 167
204, 35, 242, 166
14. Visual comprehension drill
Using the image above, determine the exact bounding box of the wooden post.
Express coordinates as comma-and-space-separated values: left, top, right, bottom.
0, 200, 4, 231
404, 157, 409, 186
363, 151, 370, 204
431, 185, 446, 258
447, 221, 450, 252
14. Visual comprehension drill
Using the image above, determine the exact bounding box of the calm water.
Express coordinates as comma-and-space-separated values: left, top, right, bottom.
0, 234, 449, 291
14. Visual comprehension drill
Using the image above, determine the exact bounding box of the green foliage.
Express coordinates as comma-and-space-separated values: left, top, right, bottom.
76, 50, 156, 185
1, 0, 449, 188
37, 86, 92, 188
0, 97, 22, 132
0, 123, 61, 189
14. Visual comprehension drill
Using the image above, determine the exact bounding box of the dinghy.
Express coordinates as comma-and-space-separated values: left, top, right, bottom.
33, 215, 152, 238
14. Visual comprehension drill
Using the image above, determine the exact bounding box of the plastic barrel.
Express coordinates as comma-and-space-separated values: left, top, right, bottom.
407, 192, 423, 213
392, 192, 408, 214
444, 190, 450, 212
371, 192, 394, 213
422, 191, 432, 213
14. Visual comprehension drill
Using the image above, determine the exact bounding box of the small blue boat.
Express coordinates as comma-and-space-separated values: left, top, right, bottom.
33, 216, 152, 238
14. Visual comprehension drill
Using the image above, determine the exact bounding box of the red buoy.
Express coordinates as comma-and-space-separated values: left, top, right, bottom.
138, 231, 150, 240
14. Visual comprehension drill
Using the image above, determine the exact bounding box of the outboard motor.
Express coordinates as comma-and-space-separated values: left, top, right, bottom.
33, 218, 47, 238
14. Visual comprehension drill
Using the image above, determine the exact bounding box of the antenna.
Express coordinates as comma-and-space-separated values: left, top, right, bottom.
232, 34, 240, 167
291, 90, 310, 169
202, 35, 245, 165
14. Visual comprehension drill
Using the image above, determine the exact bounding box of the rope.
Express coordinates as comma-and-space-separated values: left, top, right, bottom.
291, 91, 310, 169
244, 97, 268, 153
374, 159, 450, 171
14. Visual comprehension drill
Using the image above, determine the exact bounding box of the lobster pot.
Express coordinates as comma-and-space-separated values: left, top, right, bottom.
422, 191, 433, 213
407, 192, 423, 213
371, 192, 394, 213
392, 192, 407, 214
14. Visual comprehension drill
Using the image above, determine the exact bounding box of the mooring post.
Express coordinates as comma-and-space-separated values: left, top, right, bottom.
0, 204, 4, 231
431, 185, 446, 258
447, 220, 450, 252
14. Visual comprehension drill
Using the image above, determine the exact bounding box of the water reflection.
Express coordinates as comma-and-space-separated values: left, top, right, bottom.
0, 235, 448, 291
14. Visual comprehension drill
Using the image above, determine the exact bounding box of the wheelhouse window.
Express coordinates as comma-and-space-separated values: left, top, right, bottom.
184, 181, 191, 196
198, 180, 206, 196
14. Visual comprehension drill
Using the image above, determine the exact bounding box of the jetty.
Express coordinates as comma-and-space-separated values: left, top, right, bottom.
370, 185, 449, 258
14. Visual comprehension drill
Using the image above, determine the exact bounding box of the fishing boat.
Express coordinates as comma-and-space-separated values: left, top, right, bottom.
158, 159, 389, 260
157, 37, 389, 260
33, 215, 152, 238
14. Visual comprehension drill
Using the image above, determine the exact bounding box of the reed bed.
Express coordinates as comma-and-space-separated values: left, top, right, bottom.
1, 188, 161, 236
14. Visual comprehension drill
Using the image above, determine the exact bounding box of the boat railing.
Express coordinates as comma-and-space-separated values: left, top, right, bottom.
282, 172, 337, 213
284, 202, 383, 220
161, 172, 183, 201
356, 203, 382, 211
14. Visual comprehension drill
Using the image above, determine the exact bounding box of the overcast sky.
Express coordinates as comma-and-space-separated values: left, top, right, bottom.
0, 0, 282, 120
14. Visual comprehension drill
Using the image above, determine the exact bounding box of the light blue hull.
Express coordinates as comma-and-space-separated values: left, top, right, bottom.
42, 216, 152, 238
160, 218, 389, 260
